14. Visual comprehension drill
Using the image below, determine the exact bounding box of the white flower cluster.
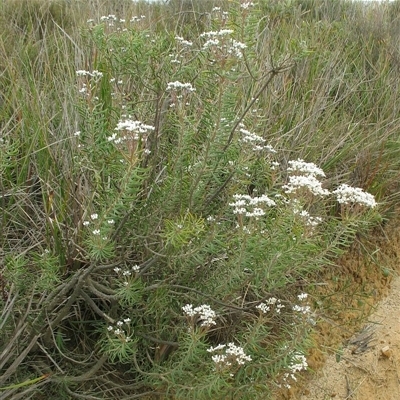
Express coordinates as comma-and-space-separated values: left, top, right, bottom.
81, 214, 115, 240
166, 81, 196, 92
115, 119, 155, 133
200, 29, 247, 59
200, 29, 234, 39
287, 159, 325, 177
256, 302, 270, 314
182, 304, 217, 327
293, 208, 323, 228
283, 175, 329, 196
283, 159, 330, 197
108, 119, 155, 144
239, 127, 276, 153
229, 194, 276, 219
256, 297, 285, 314
207, 342, 252, 367
289, 353, 308, 373
83, 215, 114, 226
292, 304, 311, 314
332, 184, 377, 208
211, 7, 229, 19
292, 292, 315, 325
109, 78, 123, 84
241, 1, 255, 9
130, 15, 146, 23
282, 352, 308, 388
227, 40, 247, 58
297, 292, 308, 301
76, 70, 103, 96
100, 14, 132, 26
107, 318, 132, 342
100, 14, 118, 23
175, 36, 193, 47
283, 159, 377, 209
114, 265, 140, 286
76, 70, 103, 79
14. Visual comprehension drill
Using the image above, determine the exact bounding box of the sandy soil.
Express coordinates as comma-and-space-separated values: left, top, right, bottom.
299, 276, 400, 400
288, 213, 400, 400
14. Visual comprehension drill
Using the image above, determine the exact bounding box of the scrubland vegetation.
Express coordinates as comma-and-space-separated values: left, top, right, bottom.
1, 0, 400, 398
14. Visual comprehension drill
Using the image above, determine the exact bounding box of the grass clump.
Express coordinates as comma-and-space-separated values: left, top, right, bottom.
1, 0, 400, 398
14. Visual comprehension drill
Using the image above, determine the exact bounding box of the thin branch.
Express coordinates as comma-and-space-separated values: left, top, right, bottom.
36, 341, 65, 374
0, 334, 41, 385
80, 291, 115, 324
136, 332, 179, 348
222, 64, 292, 153
64, 386, 103, 400
86, 278, 118, 300
61, 354, 108, 383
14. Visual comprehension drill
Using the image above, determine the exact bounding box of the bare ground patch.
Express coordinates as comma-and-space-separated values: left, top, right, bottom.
277, 212, 400, 400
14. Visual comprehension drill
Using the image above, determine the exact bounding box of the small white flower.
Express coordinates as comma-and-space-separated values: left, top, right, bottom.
92, 229, 101, 235
200, 29, 234, 38
276, 302, 285, 313
241, 2, 255, 9
107, 219, 115, 224
76, 70, 89, 76
212, 354, 227, 364
297, 293, 308, 301
266, 297, 277, 305
182, 304, 195, 316
256, 303, 270, 314
289, 353, 308, 373
132, 265, 140, 273
91, 213, 98, 220
83, 221, 90, 226
270, 161, 280, 170
123, 318, 131, 323
175, 36, 193, 46
293, 305, 311, 314
207, 344, 226, 352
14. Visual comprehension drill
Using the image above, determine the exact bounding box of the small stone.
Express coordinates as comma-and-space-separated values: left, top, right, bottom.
381, 345, 392, 358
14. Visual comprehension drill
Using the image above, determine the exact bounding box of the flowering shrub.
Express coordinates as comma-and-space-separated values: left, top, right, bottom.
2, 0, 395, 399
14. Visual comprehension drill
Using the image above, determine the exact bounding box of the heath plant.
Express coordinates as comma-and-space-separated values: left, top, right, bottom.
1, 0, 399, 399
